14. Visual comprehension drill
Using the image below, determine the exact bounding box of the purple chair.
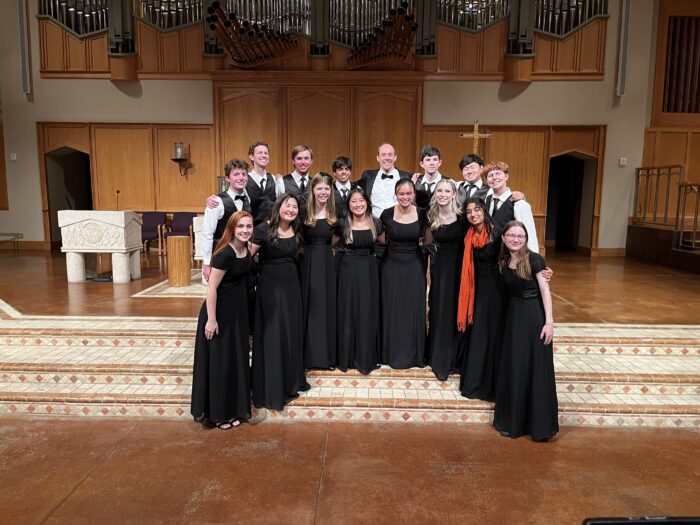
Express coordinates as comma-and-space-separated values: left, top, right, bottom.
141, 212, 166, 253
163, 212, 197, 255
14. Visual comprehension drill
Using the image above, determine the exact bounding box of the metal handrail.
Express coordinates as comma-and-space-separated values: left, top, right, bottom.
675, 182, 700, 251
632, 165, 685, 227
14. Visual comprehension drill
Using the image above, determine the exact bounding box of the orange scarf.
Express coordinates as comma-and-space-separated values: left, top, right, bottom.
457, 226, 489, 331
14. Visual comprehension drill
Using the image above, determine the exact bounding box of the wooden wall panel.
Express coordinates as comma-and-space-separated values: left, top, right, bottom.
687, 133, 700, 183
44, 123, 91, 154
286, 89, 352, 175
154, 126, 215, 211
436, 26, 459, 72
643, 131, 656, 165
65, 33, 87, 71
181, 26, 204, 72
91, 126, 155, 211
136, 22, 160, 72
533, 34, 555, 72
218, 89, 283, 172
459, 33, 480, 72
0, 124, 7, 211
88, 33, 109, 71
555, 33, 577, 72
40, 20, 66, 71
579, 19, 604, 72
654, 132, 688, 166
550, 127, 599, 158
355, 89, 419, 175
160, 32, 181, 72
481, 21, 506, 72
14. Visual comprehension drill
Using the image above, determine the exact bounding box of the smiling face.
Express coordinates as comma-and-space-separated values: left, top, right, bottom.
227, 168, 248, 192
334, 166, 351, 184
420, 155, 442, 176
348, 192, 368, 218
279, 197, 299, 222
313, 181, 331, 205
292, 149, 313, 175
462, 162, 482, 183
395, 182, 415, 207
486, 169, 509, 192
234, 216, 254, 243
502, 224, 527, 252
434, 180, 454, 207
377, 144, 397, 172
249, 145, 269, 170
465, 202, 485, 227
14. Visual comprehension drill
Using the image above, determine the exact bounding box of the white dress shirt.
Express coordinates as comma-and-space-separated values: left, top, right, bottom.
487, 188, 540, 253
248, 170, 267, 190
201, 187, 249, 265
275, 170, 309, 197
370, 167, 399, 218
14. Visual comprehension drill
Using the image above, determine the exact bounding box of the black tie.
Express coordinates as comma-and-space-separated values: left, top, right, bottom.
381, 172, 393, 180
341, 188, 348, 200
492, 198, 501, 214
427, 182, 436, 194
260, 177, 266, 191
299, 178, 307, 192
466, 183, 475, 198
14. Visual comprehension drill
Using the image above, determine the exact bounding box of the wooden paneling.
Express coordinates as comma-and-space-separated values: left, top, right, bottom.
531, 19, 606, 78
437, 26, 459, 73
136, 22, 160, 72
643, 127, 700, 184
643, 131, 656, 165
181, 26, 204, 72
355, 88, 419, 175
65, 33, 87, 71
154, 126, 216, 211
555, 33, 577, 73
91, 126, 155, 211
550, 127, 599, 158
44, 123, 91, 154
459, 32, 480, 72
654, 132, 688, 166
0, 124, 7, 210
217, 88, 283, 172
687, 133, 700, 183
87, 33, 109, 71
533, 34, 555, 73
40, 19, 66, 71
286, 89, 352, 174
434, 21, 507, 77
579, 19, 604, 72
160, 32, 181, 72
481, 21, 506, 73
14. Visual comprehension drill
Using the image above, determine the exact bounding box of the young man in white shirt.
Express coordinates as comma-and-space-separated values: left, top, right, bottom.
331, 156, 356, 218
202, 159, 251, 281
456, 153, 489, 207
412, 145, 443, 209
359, 142, 412, 218
245, 141, 277, 224
277, 145, 314, 208
484, 161, 540, 253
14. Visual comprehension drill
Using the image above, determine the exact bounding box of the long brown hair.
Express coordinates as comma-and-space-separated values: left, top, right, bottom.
305, 173, 337, 227
213, 210, 253, 258
498, 220, 532, 279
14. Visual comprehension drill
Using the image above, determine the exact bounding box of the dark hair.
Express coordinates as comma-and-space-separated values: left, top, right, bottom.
464, 197, 495, 238
268, 194, 304, 252
459, 154, 484, 170
224, 158, 250, 177
419, 145, 441, 161
394, 178, 415, 194
248, 141, 269, 156
332, 156, 353, 172
498, 220, 532, 279
342, 187, 377, 243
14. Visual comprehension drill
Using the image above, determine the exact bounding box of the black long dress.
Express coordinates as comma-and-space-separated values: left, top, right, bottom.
460, 237, 506, 401
299, 219, 336, 369
493, 252, 559, 440
336, 218, 383, 375
426, 219, 468, 381
191, 245, 251, 425
380, 207, 427, 369
251, 223, 310, 411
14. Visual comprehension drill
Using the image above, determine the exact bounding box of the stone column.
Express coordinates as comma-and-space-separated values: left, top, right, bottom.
112, 253, 131, 283
65, 252, 86, 282
130, 250, 142, 280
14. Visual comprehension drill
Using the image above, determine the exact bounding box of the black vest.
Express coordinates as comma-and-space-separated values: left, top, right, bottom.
282, 174, 309, 208
213, 192, 250, 247
488, 196, 515, 231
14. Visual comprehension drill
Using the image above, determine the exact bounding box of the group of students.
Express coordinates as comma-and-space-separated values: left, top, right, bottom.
190, 141, 558, 442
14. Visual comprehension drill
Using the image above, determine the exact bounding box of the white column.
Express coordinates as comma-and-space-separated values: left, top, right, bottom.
129, 250, 142, 280
65, 252, 86, 283
112, 253, 131, 284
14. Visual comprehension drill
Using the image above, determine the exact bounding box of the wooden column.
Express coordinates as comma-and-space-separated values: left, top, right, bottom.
167, 236, 192, 287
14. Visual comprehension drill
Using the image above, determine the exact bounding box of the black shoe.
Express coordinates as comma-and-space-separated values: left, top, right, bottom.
499, 429, 511, 438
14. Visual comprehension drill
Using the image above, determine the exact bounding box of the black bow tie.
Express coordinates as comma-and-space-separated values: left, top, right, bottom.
234, 194, 247, 201
381, 172, 393, 180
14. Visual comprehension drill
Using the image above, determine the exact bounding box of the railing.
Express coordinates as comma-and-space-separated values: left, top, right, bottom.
632, 165, 685, 227
675, 183, 700, 251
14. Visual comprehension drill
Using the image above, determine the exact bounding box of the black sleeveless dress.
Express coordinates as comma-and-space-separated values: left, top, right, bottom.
299, 219, 337, 369
380, 207, 427, 369
426, 218, 468, 381
251, 223, 310, 411
191, 245, 251, 425
493, 252, 559, 440
336, 218, 383, 375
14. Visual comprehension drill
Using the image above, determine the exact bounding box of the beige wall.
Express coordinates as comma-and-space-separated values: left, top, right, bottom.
423, 0, 657, 248
0, 1, 212, 241
1, 0, 655, 248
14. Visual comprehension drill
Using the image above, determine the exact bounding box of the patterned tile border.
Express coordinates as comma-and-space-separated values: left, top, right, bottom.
131, 270, 205, 299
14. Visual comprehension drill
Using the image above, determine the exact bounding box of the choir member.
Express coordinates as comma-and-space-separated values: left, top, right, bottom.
277, 145, 314, 208
191, 211, 254, 429
413, 145, 444, 209
245, 141, 277, 225
456, 154, 488, 208
331, 156, 356, 218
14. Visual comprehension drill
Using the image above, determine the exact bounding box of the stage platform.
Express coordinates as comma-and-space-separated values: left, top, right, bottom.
0, 250, 698, 428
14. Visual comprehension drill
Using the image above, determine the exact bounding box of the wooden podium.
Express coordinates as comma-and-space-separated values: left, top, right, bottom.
167, 236, 192, 287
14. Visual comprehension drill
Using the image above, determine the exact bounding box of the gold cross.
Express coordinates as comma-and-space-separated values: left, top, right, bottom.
460, 120, 492, 155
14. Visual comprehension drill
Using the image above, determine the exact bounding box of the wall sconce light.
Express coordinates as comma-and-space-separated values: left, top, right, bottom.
171, 142, 193, 177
